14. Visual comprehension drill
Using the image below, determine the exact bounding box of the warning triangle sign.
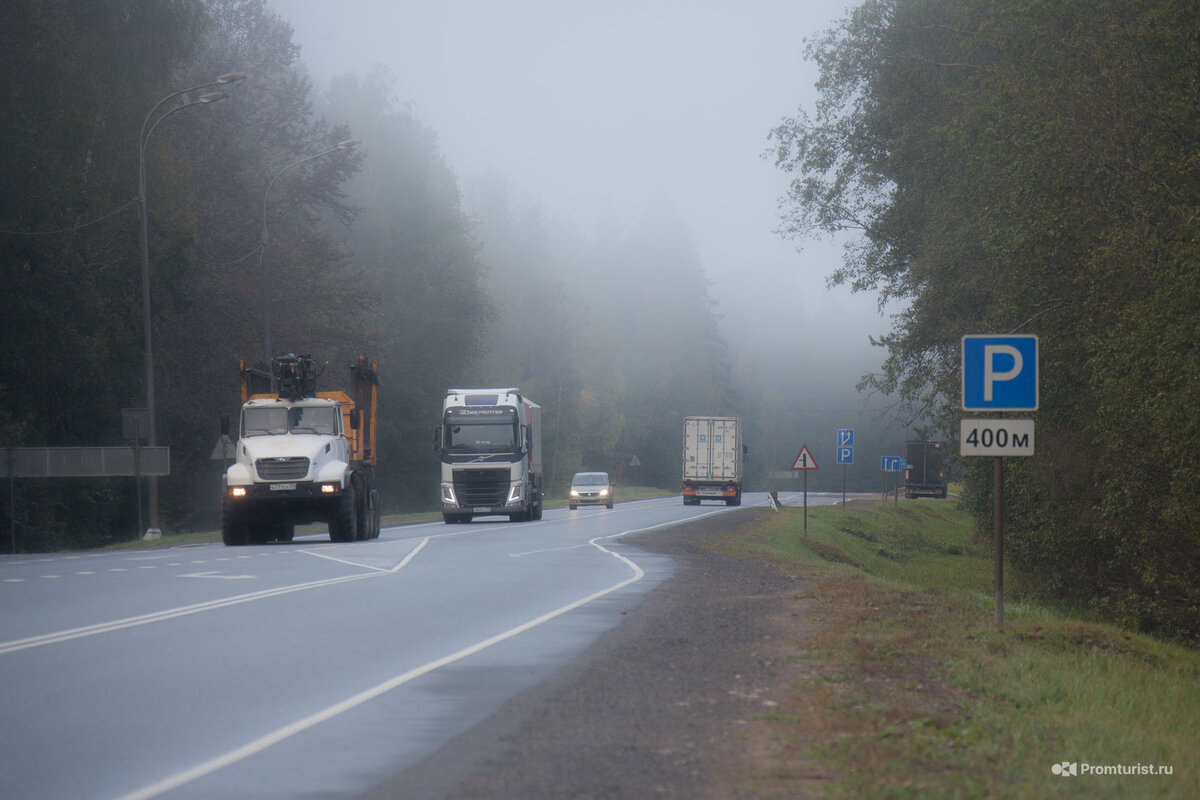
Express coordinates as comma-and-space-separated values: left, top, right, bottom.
791, 444, 819, 470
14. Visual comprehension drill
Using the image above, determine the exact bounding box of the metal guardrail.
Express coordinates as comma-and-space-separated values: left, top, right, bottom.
2, 447, 170, 477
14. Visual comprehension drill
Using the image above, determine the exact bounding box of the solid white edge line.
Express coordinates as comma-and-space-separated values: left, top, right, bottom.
116, 537, 645, 800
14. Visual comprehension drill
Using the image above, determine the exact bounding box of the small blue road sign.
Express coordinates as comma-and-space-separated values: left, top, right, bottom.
837, 446, 853, 464
880, 456, 904, 472
837, 428, 854, 447
962, 335, 1039, 411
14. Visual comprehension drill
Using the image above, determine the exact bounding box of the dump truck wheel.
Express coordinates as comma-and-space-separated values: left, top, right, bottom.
221, 500, 249, 546
330, 485, 358, 542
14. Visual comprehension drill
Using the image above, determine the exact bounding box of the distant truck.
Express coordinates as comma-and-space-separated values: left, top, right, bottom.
904, 441, 947, 499
434, 388, 543, 523
221, 354, 381, 545
681, 416, 745, 506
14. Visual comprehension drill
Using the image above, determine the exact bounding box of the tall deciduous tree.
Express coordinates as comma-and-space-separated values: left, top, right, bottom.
771, 0, 1200, 641
320, 68, 493, 510
158, 0, 363, 527
0, 0, 207, 547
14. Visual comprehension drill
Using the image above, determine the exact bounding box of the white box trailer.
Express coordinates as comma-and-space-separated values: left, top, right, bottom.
681, 416, 743, 506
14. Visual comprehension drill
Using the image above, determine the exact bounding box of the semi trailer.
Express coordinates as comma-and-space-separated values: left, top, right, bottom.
681, 415, 744, 505
434, 388, 543, 523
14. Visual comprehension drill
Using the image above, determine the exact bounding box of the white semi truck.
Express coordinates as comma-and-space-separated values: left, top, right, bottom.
681, 415, 745, 506
434, 388, 543, 523
220, 354, 380, 545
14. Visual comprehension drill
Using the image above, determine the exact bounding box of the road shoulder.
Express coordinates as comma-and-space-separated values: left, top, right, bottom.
374, 507, 826, 799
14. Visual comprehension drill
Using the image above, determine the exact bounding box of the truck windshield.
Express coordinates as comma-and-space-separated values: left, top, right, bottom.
444, 422, 517, 451
243, 406, 338, 437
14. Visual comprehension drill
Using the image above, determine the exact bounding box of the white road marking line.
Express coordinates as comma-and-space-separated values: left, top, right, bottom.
510, 543, 591, 557
391, 537, 431, 573
0, 540, 437, 657
116, 537, 643, 800
0, 573, 374, 656
298, 537, 431, 574
178, 571, 255, 581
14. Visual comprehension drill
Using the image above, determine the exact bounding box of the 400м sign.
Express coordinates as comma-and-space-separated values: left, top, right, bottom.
960, 418, 1035, 457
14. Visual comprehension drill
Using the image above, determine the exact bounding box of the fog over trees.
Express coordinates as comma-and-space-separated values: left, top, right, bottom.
771, 0, 1200, 642
4, 0, 1197, 642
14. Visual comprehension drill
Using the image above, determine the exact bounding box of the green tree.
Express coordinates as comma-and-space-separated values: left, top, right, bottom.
320, 68, 493, 511
0, 0, 207, 548
772, 0, 1200, 640
157, 0, 364, 528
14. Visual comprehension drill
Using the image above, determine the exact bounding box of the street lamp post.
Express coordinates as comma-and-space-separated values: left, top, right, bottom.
260, 138, 360, 384
137, 73, 245, 540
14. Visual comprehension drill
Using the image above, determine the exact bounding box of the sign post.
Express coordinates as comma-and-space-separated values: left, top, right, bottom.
791, 445, 819, 534
879, 456, 903, 505
961, 334, 1039, 627
836, 429, 854, 509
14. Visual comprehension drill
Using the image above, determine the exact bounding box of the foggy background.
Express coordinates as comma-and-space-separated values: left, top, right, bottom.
268, 0, 908, 478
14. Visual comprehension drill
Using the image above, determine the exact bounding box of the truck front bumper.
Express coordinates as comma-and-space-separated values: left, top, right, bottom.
227, 481, 343, 501
441, 482, 524, 515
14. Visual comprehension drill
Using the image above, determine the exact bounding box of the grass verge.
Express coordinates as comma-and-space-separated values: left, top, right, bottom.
707, 500, 1198, 799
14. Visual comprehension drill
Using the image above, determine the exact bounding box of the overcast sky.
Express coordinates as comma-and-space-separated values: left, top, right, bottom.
268, 0, 886, 372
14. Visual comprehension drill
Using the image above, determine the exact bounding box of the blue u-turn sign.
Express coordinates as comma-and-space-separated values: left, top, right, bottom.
962, 335, 1039, 411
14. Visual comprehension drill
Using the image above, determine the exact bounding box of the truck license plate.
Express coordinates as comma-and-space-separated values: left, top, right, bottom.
270, 483, 296, 491
474, 507, 491, 513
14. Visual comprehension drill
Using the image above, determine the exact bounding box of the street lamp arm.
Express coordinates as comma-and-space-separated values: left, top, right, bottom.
142, 95, 225, 161
138, 74, 245, 150
261, 139, 362, 238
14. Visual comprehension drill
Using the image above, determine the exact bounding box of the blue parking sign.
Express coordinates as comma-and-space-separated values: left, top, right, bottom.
962, 335, 1038, 411
837, 446, 853, 464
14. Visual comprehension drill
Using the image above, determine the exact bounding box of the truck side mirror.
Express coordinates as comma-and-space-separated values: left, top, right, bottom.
743, 445, 749, 455
220, 413, 231, 436
350, 408, 360, 430
433, 425, 443, 453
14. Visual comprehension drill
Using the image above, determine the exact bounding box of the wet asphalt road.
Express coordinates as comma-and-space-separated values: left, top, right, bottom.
0, 492, 833, 799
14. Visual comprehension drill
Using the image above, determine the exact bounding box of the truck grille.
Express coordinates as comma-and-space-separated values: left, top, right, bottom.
256, 457, 310, 481
453, 468, 510, 506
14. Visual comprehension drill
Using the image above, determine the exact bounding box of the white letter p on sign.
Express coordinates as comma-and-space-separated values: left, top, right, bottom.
983, 345, 1023, 401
